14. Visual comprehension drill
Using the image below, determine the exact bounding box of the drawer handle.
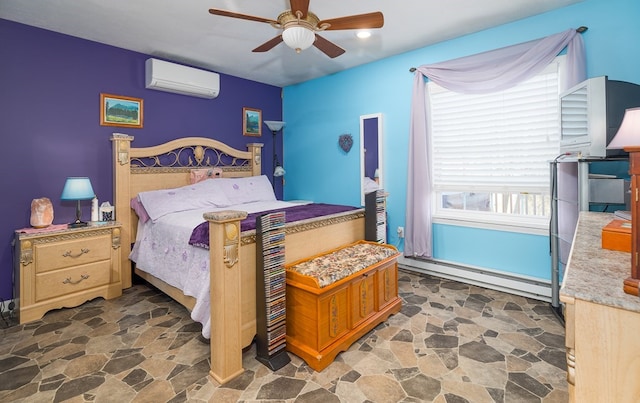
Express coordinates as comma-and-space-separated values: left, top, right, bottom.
62, 274, 90, 285
62, 248, 90, 258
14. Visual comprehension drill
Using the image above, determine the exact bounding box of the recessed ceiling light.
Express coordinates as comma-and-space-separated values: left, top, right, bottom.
356, 31, 371, 39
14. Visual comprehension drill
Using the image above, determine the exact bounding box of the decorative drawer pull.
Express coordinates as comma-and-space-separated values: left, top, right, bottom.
62, 274, 90, 285
360, 282, 368, 317
62, 248, 90, 258
329, 295, 338, 337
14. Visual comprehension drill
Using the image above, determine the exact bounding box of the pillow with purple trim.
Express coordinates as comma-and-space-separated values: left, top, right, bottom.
130, 196, 150, 223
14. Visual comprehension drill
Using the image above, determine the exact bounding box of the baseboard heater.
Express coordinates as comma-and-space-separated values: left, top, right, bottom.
398, 256, 552, 302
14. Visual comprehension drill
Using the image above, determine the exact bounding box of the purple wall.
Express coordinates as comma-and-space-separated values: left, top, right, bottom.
0, 19, 283, 301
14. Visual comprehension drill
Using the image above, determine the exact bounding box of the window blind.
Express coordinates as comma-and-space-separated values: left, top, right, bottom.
429, 60, 562, 195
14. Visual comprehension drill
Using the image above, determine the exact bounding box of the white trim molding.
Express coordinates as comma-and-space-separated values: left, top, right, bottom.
399, 256, 551, 302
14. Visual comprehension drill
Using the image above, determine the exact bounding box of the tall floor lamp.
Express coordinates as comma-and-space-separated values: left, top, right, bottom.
264, 121, 286, 188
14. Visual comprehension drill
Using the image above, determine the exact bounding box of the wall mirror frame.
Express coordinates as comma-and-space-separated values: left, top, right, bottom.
360, 113, 384, 206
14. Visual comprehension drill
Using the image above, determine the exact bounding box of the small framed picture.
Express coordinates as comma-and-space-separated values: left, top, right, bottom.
100, 93, 143, 128
243, 107, 262, 137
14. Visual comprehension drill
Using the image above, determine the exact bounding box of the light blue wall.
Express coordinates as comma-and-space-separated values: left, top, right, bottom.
283, 0, 640, 281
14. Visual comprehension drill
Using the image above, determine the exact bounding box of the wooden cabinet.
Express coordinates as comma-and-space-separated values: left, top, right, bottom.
14, 222, 122, 323
285, 241, 401, 371
563, 297, 640, 402
560, 212, 640, 402
625, 148, 640, 295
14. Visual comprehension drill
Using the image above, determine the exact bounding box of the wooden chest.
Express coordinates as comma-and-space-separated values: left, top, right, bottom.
601, 219, 632, 252
285, 240, 401, 371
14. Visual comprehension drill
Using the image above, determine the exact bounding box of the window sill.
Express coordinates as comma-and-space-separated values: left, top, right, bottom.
432, 215, 549, 236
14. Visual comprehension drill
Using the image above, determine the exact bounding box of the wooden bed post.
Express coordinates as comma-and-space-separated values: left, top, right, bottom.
204, 210, 248, 384
111, 133, 134, 288
247, 143, 263, 176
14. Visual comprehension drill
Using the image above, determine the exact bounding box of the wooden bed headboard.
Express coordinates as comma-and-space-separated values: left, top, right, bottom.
111, 133, 263, 288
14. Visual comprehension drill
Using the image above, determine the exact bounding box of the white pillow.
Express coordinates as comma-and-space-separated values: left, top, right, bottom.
137, 179, 232, 222
216, 175, 276, 205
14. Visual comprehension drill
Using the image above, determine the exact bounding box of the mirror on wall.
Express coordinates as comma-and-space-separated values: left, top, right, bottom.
360, 113, 383, 206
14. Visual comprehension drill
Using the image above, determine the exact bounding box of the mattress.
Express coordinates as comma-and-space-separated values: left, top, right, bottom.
130, 200, 304, 338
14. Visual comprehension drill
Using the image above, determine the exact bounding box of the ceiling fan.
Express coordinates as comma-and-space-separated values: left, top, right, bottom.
208, 0, 384, 58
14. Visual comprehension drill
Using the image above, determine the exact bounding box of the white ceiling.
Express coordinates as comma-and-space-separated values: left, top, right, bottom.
1, 0, 583, 87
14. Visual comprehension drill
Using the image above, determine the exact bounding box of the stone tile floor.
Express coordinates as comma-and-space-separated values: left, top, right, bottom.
0, 270, 568, 402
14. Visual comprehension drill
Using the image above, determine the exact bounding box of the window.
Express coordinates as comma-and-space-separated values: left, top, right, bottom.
429, 57, 565, 230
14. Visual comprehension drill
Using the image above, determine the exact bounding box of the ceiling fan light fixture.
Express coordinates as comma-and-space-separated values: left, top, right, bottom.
356, 31, 371, 39
282, 26, 315, 53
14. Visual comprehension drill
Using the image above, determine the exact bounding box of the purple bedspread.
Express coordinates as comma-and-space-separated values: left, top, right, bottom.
188, 203, 359, 249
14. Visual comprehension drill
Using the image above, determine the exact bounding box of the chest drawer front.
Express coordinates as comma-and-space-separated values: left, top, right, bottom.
377, 262, 398, 310
35, 260, 111, 301
350, 273, 376, 328
35, 234, 111, 273
318, 286, 349, 351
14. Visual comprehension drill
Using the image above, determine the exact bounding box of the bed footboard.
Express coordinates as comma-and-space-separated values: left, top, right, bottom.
205, 210, 247, 384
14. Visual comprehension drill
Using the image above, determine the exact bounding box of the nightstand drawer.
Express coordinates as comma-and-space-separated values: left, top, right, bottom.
35, 260, 111, 301
35, 234, 111, 273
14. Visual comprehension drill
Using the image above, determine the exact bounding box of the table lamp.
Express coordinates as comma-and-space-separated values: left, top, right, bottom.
61, 177, 95, 228
607, 107, 640, 296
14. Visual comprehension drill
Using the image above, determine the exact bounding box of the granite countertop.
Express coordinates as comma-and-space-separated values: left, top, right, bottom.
560, 211, 640, 312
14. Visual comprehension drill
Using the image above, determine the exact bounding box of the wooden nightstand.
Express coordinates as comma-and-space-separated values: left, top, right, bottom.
13, 222, 122, 323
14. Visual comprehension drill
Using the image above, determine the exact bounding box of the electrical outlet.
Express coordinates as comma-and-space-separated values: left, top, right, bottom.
397, 226, 404, 238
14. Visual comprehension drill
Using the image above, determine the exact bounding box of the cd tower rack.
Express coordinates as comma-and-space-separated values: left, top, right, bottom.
365, 189, 387, 243
255, 211, 291, 370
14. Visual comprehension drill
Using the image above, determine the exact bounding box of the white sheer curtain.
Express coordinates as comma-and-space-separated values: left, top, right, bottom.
405, 28, 586, 258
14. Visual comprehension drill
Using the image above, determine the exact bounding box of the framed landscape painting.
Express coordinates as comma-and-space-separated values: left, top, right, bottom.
100, 93, 143, 128
243, 107, 261, 137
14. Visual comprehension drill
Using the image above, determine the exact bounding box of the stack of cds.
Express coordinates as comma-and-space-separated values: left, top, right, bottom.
374, 191, 386, 242
255, 212, 290, 369
365, 189, 387, 243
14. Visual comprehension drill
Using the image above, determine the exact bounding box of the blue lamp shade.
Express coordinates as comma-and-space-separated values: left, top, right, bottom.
61, 177, 95, 227
61, 177, 95, 201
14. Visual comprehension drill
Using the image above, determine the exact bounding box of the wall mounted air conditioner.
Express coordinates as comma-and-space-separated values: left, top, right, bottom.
145, 58, 220, 99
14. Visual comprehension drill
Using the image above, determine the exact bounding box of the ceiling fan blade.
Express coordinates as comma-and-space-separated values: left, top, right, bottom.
313, 34, 345, 58
319, 12, 384, 30
252, 35, 284, 53
289, 0, 310, 19
208, 9, 277, 24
